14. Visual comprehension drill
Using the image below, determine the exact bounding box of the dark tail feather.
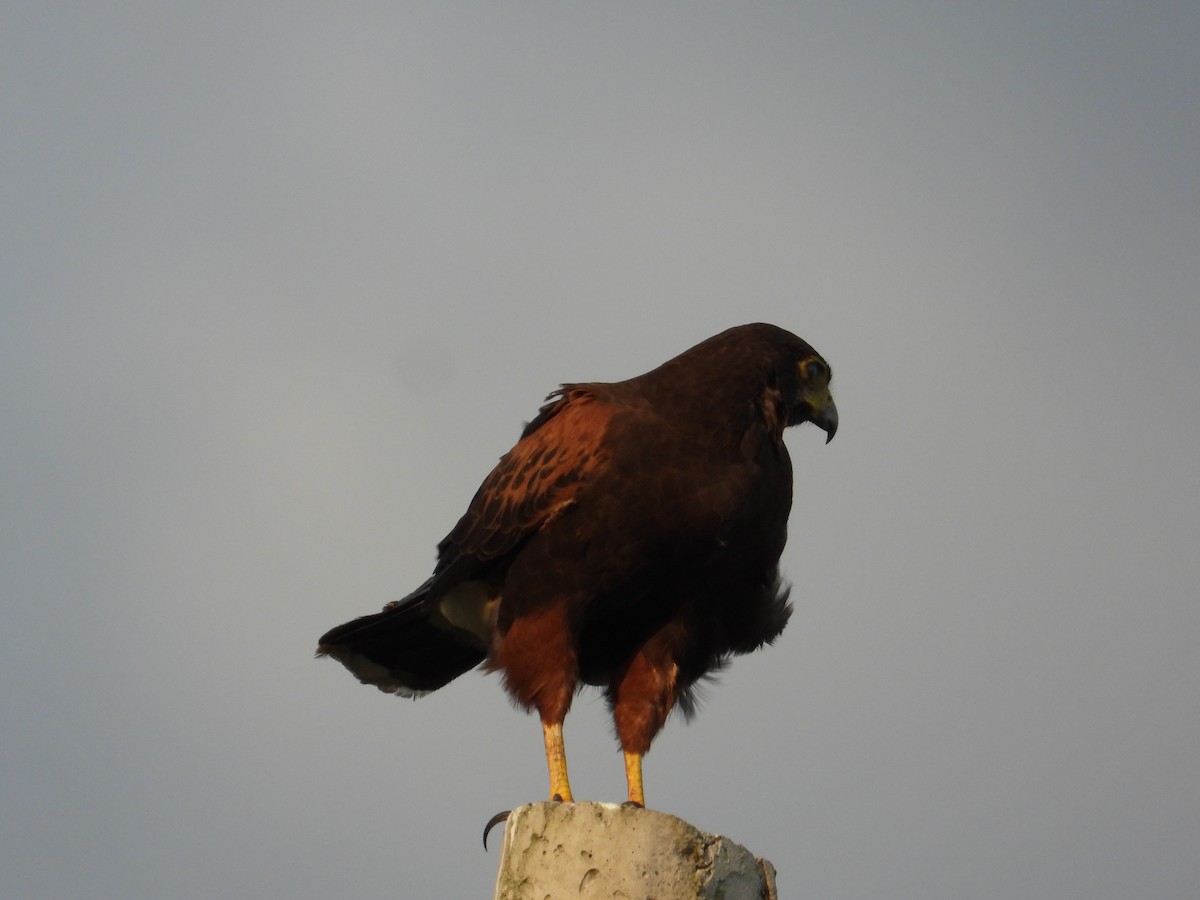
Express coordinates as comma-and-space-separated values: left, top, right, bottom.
316, 580, 486, 696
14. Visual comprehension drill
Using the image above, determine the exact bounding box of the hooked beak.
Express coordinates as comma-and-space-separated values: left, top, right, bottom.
797, 382, 837, 443
813, 399, 838, 443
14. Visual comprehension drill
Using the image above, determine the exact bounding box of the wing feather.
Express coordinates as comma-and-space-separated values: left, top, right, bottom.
436, 388, 613, 570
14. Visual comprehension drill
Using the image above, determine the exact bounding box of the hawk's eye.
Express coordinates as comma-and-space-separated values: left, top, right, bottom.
803, 359, 828, 382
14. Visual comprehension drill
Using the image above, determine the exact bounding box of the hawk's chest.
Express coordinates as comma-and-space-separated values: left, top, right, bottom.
602, 417, 792, 552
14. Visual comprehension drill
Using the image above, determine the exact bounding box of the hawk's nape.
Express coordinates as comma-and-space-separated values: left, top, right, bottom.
317, 323, 837, 807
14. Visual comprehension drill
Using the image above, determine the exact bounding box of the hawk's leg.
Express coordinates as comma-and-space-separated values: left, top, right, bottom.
542, 720, 574, 802
623, 750, 645, 808
608, 644, 679, 808
492, 603, 579, 803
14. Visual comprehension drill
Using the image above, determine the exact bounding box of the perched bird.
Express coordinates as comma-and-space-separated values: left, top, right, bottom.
317, 323, 837, 808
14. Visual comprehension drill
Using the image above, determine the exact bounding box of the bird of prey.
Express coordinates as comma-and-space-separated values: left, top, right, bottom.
317, 323, 837, 808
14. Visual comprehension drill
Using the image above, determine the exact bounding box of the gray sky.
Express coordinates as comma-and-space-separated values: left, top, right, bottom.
3, 3, 1198, 898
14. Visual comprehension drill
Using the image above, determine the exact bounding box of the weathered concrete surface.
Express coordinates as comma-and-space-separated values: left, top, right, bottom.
493, 802, 778, 899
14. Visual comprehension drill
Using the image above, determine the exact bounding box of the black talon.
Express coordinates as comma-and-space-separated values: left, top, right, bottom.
621, 800, 644, 809
482, 810, 511, 850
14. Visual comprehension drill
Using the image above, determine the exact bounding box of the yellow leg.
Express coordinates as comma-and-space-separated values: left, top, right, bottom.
624, 750, 645, 807
542, 721, 574, 802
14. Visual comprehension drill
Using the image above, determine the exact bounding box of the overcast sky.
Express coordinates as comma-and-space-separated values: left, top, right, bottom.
3, 3, 1198, 898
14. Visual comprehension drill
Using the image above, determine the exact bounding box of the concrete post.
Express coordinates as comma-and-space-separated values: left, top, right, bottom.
493, 801, 778, 899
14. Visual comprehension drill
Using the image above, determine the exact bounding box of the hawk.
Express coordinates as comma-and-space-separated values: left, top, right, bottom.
317, 323, 837, 807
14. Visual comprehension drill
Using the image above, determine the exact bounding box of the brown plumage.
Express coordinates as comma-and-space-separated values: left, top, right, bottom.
317, 323, 837, 806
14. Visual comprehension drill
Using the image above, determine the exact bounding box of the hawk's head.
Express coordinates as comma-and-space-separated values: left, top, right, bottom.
789, 354, 838, 442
